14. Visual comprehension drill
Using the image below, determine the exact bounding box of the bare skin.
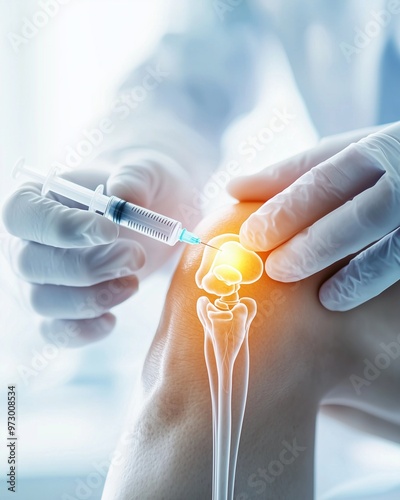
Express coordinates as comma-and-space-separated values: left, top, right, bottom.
102, 203, 400, 500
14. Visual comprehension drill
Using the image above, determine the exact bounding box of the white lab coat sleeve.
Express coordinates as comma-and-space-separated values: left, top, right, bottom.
96, 2, 268, 188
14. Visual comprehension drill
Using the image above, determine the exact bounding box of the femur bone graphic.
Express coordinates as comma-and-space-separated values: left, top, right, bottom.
195, 233, 263, 308
195, 234, 263, 500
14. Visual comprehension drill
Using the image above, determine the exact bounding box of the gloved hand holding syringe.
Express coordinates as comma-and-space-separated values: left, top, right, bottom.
13, 158, 220, 251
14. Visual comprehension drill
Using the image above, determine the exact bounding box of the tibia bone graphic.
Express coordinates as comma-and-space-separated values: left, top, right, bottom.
196, 233, 263, 500
197, 296, 257, 500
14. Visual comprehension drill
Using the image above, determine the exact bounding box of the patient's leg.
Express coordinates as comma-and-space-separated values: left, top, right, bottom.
102, 202, 400, 500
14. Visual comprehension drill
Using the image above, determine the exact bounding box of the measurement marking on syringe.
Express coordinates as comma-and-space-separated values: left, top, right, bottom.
126, 220, 168, 241
13, 160, 202, 248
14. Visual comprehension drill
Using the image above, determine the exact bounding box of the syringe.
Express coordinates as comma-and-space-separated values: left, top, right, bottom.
12, 158, 221, 250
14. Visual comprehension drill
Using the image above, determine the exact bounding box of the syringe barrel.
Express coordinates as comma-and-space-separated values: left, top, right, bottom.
104, 196, 182, 245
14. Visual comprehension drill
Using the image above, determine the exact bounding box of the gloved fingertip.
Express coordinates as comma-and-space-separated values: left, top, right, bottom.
40, 313, 117, 348
97, 240, 146, 281
83, 214, 119, 246
226, 175, 249, 200
125, 241, 146, 272
116, 275, 140, 299
265, 251, 303, 282
265, 255, 286, 281
239, 215, 270, 251
318, 282, 351, 312
107, 178, 128, 199
119, 273, 139, 287
106, 163, 154, 208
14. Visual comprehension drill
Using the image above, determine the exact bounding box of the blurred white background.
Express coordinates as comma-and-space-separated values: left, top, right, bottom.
0, 1, 399, 499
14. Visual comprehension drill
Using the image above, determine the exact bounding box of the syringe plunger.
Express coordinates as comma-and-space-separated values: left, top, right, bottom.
12, 158, 109, 212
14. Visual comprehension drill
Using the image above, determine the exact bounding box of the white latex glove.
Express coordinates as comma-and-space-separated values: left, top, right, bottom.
228, 123, 400, 311
2, 150, 194, 345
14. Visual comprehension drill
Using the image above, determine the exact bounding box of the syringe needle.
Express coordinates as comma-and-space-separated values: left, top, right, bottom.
200, 241, 222, 252
12, 159, 228, 248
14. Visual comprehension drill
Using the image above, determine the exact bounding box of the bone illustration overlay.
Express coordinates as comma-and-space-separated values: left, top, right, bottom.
195, 234, 263, 500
